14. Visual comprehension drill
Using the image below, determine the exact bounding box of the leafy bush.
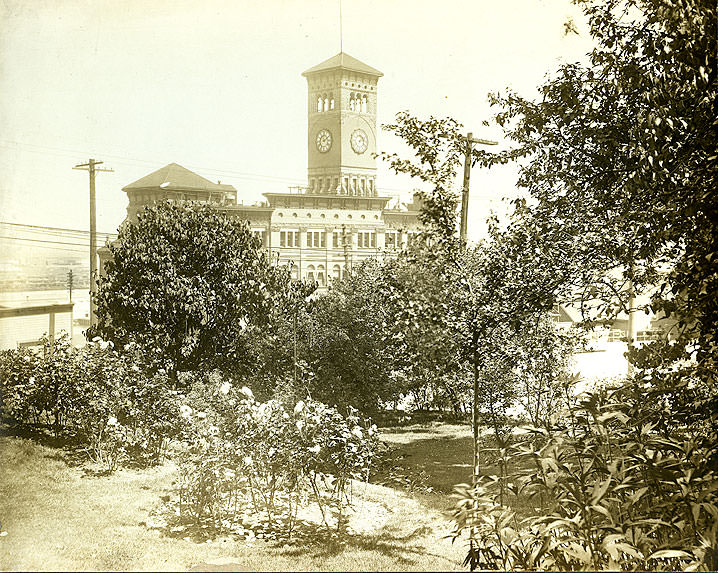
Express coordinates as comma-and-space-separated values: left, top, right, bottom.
451, 377, 718, 571
178, 375, 378, 538
93, 201, 293, 386
0, 336, 185, 470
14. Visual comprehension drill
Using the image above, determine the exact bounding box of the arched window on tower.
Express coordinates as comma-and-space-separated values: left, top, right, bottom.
330, 97, 335, 110
361, 95, 367, 113
323, 97, 329, 112
317, 97, 323, 112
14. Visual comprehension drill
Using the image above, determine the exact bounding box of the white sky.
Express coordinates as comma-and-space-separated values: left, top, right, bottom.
0, 0, 593, 247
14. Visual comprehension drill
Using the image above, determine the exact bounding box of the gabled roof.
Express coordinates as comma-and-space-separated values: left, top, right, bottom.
302, 52, 383, 78
122, 163, 236, 192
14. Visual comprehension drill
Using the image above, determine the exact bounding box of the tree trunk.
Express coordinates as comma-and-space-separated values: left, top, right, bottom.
471, 332, 481, 486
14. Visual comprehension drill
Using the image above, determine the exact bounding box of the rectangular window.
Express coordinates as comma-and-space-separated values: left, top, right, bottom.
280, 229, 299, 248
332, 231, 342, 248
358, 231, 376, 249
252, 229, 266, 247
307, 230, 326, 248
385, 231, 398, 250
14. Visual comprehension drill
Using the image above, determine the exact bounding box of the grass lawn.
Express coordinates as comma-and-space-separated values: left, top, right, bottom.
0, 425, 474, 571
378, 422, 475, 494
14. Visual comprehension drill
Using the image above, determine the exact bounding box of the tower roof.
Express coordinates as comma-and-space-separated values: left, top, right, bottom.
302, 52, 383, 78
122, 163, 236, 192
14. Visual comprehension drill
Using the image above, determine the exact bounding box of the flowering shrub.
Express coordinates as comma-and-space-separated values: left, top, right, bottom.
178, 375, 379, 537
451, 378, 718, 571
0, 342, 45, 426
0, 336, 185, 471
0, 335, 77, 432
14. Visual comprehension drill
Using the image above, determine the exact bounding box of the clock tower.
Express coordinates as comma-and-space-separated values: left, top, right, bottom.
302, 52, 383, 196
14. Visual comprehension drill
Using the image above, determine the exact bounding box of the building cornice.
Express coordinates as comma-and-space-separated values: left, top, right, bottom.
264, 193, 390, 210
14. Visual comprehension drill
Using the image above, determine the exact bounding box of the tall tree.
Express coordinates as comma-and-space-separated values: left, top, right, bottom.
379, 114, 568, 482
479, 0, 717, 334
476, 0, 717, 432
93, 202, 290, 384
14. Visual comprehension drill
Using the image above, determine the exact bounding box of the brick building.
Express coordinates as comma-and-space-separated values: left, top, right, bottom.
101, 52, 422, 288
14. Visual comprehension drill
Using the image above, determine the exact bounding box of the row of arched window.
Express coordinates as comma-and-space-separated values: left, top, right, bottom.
305, 263, 344, 286
316, 94, 335, 112
314, 92, 369, 113
349, 93, 368, 113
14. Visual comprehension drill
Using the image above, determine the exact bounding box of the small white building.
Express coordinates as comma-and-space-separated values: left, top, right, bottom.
0, 302, 74, 350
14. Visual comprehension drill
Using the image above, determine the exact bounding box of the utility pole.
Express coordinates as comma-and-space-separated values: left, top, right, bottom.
67, 269, 74, 345
458, 133, 498, 243
67, 270, 73, 302
73, 159, 113, 328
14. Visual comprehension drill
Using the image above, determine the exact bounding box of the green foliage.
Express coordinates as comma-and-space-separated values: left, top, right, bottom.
514, 319, 583, 430
296, 258, 415, 413
0, 336, 185, 471
446, 0, 718, 566
177, 376, 378, 538
377, 108, 583, 444
93, 201, 291, 383
481, 0, 716, 330
241, 276, 317, 402
451, 378, 718, 571
379, 111, 464, 247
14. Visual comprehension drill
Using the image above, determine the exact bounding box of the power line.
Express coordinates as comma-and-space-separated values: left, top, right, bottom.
0, 240, 90, 254
0, 140, 307, 186
0, 139, 422, 193
0, 221, 118, 238
1, 229, 110, 244
0, 235, 102, 248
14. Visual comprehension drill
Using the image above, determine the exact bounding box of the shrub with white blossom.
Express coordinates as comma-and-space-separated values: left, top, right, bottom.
178, 375, 378, 537
0, 335, 185, 471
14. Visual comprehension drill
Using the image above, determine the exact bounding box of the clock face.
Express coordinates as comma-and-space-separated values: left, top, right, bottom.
316, 129, 332, 153
351, 129, 368, 154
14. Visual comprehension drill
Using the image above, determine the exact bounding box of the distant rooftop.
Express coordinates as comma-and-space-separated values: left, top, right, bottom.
122, 163, 236, 193
302, 52, 383, 78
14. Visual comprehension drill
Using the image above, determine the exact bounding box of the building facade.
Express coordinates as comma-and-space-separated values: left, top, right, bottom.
105, 52, 422, 288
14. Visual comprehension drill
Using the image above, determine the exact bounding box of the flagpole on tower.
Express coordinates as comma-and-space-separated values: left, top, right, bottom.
339, 0, 343, 52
